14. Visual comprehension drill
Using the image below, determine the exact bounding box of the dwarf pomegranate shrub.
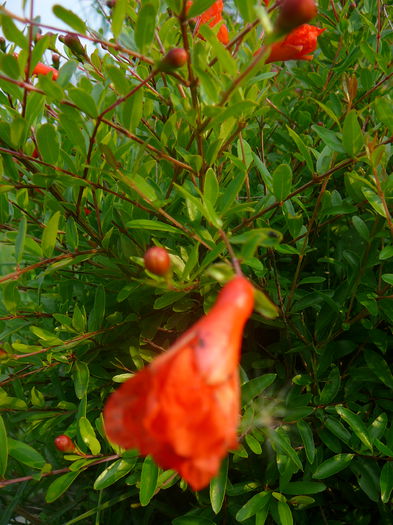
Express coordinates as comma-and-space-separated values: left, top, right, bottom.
0, 0, 392, 523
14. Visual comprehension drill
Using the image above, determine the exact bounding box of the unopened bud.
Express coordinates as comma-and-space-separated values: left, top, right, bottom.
0, 37, 6, 53
276, 0, 317, 33
54, 435, 76, 453
59, 33, 87, 61
159, 48, 188, 71
52, 53, 60, 68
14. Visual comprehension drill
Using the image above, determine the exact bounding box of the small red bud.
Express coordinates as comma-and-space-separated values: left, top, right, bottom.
161, 48, 188, 70
144, 247, 171, 276
32, 148, 39, 159
106, 0, 116, 7
52, 53, 60, 67
276, 0, 317, 33
54, 434, 76, 453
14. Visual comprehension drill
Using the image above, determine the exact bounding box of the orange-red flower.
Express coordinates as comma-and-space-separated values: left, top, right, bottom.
104, 275, 254, 490
187, 0, 229, 45
266, 24, 325, 63
32, 62, 59, 80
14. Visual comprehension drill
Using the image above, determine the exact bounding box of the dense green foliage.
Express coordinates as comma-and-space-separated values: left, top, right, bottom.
0, 0, 392, 523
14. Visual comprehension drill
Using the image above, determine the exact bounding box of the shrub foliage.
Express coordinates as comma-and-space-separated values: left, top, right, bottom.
0, 0, 392, 523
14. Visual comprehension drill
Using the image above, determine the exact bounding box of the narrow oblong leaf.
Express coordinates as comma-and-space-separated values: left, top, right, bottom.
139, 455, 158, 506
364, 349, 393, 389
210, 456, 228, 514
8, 438, 46, 469
272, 164, 292, 202
72, 361, 90, 400
79, 417, 101, 455
312, 454, 354, 479
0, 415, 8, 477
235, 491, 271, 522
41, 211, 60, 258
336, 406, 373, 451
242, 373, 277, 405
134, 3, 156, 51
342, 110, 363, 157
94, 458, 136, 490
46, 471, 81, 503
277, 501, 293, 525
52, 5, 86, 33
296, 420, 315, 464
380, 462, 393, 503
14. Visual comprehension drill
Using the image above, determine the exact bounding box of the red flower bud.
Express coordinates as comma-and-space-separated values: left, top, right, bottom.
276, 0, 317, 33
161, 48, 188, 69
54, 435, 76, 453
104, 275, 255, 490
144, 247, 171, 276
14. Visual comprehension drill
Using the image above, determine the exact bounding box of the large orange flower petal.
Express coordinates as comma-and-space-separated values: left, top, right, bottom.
104, 276, 254, 490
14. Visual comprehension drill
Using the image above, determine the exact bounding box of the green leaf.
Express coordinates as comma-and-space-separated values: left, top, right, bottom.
379, 246, 393, 260
272, 164, 292, 202
46, 471, 81, 503
88, 285, 106, 331
380, 462, 393, 503
68, 88, 97, 117
352, 215, 369, 241
210, 456, 228, 514
296, 420, 315, 464
374, 97, 393, 133
313, 454, 354, 479
319, 366, 341, 404
382, 274, 393, 285
204, 168, 219, 207
2, 16, 28, 49
277, 501, 293, 525
126, 219, 181, 235
269, 429, 303, 471
79, 417, 101, 455
72, 361, 90, 400
41, 211, 60, 258
8, 438, 46, 469
134, 3, 156, 51
364, 349, 393, 389
324, 417, 351, 444
15, 215, 27, 264
36, 123, 60, 165
235, 491, 271, 522
254, 289, 280, 319
94, 458, 136, 490
287, 127, 313, 174
242, 373, 277, 405
0, 415, 8, 477
139, 455, 158, 506
52, 5, 86, 33
312, 125, 345, 153
111, 0, 127, 37
187, 0, 216, 18
336, 406, 373, 451
342, 110, 363, 156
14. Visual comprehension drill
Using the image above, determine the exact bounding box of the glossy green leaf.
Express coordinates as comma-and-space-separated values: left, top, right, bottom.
52, 5, 86, 33
36, 123, 60, 165
135, 3, 156, 51
79, 417, 101, 455
41, 211, 60, 258
364, 349, 393, 389
272, 164, 292, 202
336, 406, 373, 451
0, 415, 8, 477
296, 420, 316, 464
139, 455, 158, 506
242, 373, 277, 405
111, 0, 127, 37
342, 110, 363, 156
380, 462, 393, 503
269, 429, 303, 471
319, 366, 341, 404
281, 481, 326, 495
68, 88, 97, 117
94, 458, 136, 490
210, 456, 228, 514
8, 438, 46, 469
46, 471, 81, 503
236, 491, 271, 522
277, 501, 293, 525
72, 361, 90, 400
313, 454, 354, 479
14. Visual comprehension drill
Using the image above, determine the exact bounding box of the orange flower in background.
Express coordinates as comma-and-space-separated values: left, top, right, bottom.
266, 24, 325, 63
187, 0, 229, 45
32, 62, 59, 80
104, 275, 254, 490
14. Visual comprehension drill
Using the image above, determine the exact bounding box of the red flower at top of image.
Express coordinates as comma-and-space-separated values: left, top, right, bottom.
103, 275, 254, 490
187, 0, 229, 45
266, 24, 325, 63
